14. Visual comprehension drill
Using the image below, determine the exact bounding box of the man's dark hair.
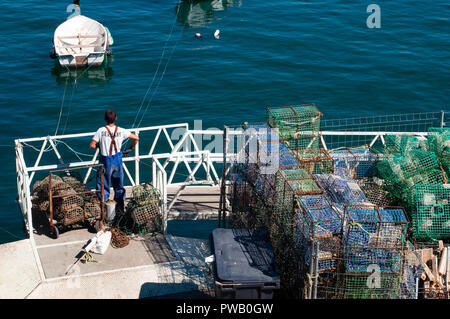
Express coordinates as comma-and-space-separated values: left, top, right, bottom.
74, 0, 80, 5
104, 109, 117, 124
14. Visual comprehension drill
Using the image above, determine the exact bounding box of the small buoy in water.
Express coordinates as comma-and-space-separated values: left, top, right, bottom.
214, 29, 220, 39
195, 33, 201, 38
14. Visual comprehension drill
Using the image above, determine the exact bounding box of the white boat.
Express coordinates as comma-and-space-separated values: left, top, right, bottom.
52, 15, 113, 69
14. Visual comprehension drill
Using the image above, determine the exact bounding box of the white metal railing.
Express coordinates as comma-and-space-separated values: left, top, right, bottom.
14, 123, 242, 235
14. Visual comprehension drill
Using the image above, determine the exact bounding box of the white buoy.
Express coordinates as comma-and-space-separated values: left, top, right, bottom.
214, 29, 220, 39
195, 32, 202, 38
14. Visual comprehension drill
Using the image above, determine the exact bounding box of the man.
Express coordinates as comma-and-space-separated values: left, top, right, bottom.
90, 110, 139, 210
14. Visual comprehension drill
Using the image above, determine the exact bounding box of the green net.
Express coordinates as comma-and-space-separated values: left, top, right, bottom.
411, 184, 450, 240
267, 104, 322, 147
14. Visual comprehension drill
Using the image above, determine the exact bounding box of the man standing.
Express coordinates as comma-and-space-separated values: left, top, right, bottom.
90, 110, 139, 210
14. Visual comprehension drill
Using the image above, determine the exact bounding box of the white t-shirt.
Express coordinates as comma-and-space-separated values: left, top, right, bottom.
93, 125, 131, 156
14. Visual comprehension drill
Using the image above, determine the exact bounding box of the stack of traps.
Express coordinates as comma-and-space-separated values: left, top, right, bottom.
128, 184, 162, 234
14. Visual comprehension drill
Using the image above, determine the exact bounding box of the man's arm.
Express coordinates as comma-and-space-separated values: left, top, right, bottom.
91, 129, 101, 149
128, 133, 139, 149
123, 133, 139, 155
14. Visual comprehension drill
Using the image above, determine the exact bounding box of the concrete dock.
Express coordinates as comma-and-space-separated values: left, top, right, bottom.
0, 185, 220, 299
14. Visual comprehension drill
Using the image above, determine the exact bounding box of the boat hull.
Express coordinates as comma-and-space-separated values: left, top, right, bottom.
53, 15, 110, 69
57, 53, 105, 69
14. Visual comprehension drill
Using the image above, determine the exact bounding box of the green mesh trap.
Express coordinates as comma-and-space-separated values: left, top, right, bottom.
411, 184, 450, 240
338, 272, 402, 299
427, 127, 450, 173
292, 148, 333, 174
267, 104, 322, 147
377, 150, 440, 183
131, 183, 160, 207
382, 135, 421, 156
273, 167, 322, 214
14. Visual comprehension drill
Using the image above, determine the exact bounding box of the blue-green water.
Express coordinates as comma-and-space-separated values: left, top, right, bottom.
0, 1, 449, 243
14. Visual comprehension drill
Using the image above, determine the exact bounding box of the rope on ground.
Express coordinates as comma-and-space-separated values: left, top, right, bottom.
107, 227, 130, 248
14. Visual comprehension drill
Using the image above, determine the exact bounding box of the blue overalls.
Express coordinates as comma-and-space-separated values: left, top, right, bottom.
97, 126, 126, 210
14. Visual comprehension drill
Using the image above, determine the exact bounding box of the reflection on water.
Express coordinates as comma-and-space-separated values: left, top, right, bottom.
176, 0, 242, 28
51, 56, 114, 85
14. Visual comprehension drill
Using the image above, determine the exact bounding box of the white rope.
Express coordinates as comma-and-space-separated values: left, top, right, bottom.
54, 76, 69, 136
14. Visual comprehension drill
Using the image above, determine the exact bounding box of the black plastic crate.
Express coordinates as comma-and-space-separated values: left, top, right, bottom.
211, 228, 280, 299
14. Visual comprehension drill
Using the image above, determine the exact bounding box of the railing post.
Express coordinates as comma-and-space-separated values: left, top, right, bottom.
152, 159, 156, 186
441, 110, 445, 128
135, 130, 140, 185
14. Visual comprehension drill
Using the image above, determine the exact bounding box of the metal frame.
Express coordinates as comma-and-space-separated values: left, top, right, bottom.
48, 164, 105, 237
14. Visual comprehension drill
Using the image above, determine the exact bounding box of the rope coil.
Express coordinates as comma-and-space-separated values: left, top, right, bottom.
107, 227, 130, 248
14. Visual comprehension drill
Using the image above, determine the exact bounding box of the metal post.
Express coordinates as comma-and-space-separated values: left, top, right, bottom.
99, 165, 105, 230
308, 240, 314, 299
134, 130, 140, 185
313, 241, 319, 299
441, 110, 445, 128
48, 172, 54, 234
446, 246, 449, 292
218, 126, 228, 228
415, 277, 419, 299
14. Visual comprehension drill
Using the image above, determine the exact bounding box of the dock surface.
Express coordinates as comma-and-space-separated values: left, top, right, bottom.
0, 185, 219, 298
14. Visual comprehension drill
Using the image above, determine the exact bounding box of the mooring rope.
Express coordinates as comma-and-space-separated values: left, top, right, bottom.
131, 0, 184, 131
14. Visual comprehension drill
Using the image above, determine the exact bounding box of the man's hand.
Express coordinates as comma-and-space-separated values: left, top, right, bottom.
89, 139, 97, 149
123, 147, 133, 157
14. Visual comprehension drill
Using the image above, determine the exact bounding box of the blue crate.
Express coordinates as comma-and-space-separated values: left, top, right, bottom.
296, 194, 343, 239
343, 206, 408, 274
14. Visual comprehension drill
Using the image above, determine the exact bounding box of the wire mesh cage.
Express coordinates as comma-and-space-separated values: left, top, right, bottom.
426, 127, 450, 173
401, 247, 424, 299
267, 104, 322, 144
85, 200, 101, 219
329, 148, 378, 179
136, 216, 163, 235
378, 150, 441, 183
62, 206, 85, 226
229, 172, 272, 229
313, 174, 369, 212
343, 205, 408, 274
290, 148, 333, 174
273, 167, 323, 214
411, 184, 450, 240
337, 272, 403, 299
357, 177, 392, 207
296, 194, 343, 240
131, 183, 161, 207
32, 175, 63, 197
381, 135, 422, 156
129, 201, 161, 225
54, 187, 84, 212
